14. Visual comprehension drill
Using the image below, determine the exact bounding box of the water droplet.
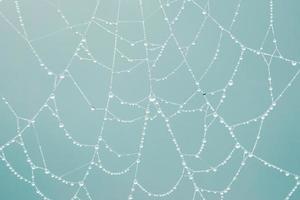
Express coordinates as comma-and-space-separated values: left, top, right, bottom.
149, 95, 156, 102
108, 92, 114, 98
90, 106, 96, 111
50, 94, 55, 99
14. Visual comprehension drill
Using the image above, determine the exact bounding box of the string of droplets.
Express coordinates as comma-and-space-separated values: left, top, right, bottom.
0, 0, 300, 200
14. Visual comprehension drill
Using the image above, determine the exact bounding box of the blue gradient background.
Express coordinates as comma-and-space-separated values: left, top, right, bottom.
0, 0, 300, 200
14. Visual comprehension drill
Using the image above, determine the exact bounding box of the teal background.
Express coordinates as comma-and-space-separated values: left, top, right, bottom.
0, 0, 300, 200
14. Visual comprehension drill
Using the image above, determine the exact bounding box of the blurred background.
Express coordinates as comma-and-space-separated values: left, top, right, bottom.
0, 0, 300, 199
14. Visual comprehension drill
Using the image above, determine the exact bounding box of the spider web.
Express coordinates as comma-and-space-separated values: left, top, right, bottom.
0, 0, 300, 199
